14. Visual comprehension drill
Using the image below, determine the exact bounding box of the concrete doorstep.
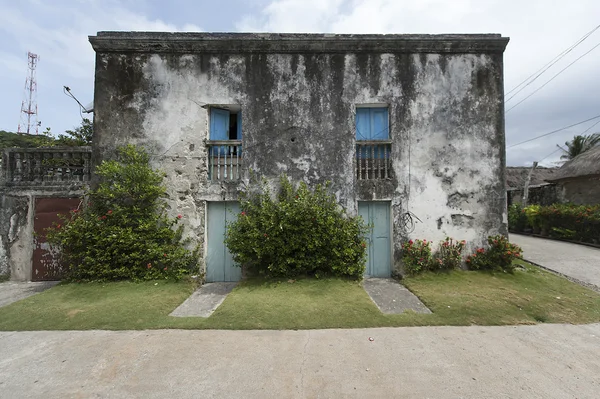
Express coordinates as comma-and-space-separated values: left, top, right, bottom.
362, 277, 431, 314
169, 282, 237, 318
0, 281, 60, 308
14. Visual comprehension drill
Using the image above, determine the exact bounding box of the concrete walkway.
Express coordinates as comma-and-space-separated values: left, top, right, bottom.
0, 281, 59, 308
511, 234, 600, 291
362, 278, 431, 314
1, 324, 600, 398
170, 282, 237, 317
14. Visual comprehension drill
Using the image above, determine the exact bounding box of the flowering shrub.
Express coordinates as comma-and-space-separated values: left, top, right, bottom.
538, 204, 600, 243
511, 203, 600, 244
46, 145, 199, 282
401, 239, 433, 275
224, 175, 369, 279
432, 237, 466, 270
466, 235, 522, 273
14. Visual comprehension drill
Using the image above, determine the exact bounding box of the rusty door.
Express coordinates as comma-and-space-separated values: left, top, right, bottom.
32, 197, 80, 281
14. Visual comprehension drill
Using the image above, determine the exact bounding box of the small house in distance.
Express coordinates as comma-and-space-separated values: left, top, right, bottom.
506, 166, 560, 206
546, 146, 600, 205
88, 32, 510, 280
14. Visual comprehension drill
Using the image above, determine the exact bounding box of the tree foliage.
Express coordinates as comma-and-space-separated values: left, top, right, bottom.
56, 118, 93, 146
0, 118, 93, 151
560, 133, 600, 161
46, 145, 199, 281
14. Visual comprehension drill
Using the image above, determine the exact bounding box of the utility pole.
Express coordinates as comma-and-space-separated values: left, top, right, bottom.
522, 161, 538, 206
17, 52, 40, 135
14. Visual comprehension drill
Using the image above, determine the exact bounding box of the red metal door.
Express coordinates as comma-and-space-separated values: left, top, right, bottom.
32, 198, 80, 281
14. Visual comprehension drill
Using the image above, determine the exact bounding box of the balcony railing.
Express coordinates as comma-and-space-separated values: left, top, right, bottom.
207, 140, 242, 181
2, 147, 92, 186
356, 141, 392, 180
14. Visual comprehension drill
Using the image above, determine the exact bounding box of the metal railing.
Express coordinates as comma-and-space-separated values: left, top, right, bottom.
2, 147, 92, 186
207, 140, 242, 181
356, 141, 392, 180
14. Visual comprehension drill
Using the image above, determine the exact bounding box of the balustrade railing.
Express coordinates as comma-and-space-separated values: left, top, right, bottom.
206, 140, 242, 181
2, 147, 92, 186
356, 141, 392, 180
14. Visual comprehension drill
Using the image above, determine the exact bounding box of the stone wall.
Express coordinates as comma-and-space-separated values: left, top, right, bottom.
507, 184, 563, 207
90, 32, 509, 273
561, 176, 600, 205
0, 147, 90, 281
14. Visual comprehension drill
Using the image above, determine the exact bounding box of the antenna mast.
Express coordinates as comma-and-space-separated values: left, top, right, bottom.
17, 52, 40, 135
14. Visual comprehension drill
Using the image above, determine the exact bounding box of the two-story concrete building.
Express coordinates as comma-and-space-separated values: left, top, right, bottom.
88, 32, 509, 282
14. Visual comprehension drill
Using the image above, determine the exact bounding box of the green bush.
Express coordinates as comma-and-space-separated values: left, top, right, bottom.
46, 145, 199, 281
224, 175, 369, 279
539, 204, 600, 243
401, 239, 433, 275
466, 235, 522, 273
508, 203, 527, 232
519, 203, 600, 243
524, 204, 542, 232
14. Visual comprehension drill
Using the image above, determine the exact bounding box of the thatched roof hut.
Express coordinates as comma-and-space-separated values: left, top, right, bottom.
506, 166, 558, 189
546, 146, 600, 182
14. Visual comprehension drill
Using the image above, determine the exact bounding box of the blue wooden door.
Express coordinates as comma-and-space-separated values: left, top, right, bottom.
206, 202, 242, 282
358, 202, 391, 277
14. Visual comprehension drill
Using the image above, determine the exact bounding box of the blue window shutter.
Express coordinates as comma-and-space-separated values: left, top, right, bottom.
371, 108, 389, 140
236, 111, 242, 140
356, 108, 371, 140
210, 108, 230, 140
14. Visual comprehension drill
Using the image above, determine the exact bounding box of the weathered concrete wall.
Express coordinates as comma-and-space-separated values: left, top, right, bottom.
90, 33, 509, 273
560, 176, 600, 205
0, 193, 33, 280
0, 188, 86, 281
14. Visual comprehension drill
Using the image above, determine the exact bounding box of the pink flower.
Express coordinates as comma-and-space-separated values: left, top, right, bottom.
101, 215, 107, 220
164, 267, 168, 271
147, 263, 152, 269
163, 253, 167, 257
408, 240, 414, 245
57, 224, 61, 229
177, 214, 182, 219
107, 210, 113, 215
241, 211, 246, 216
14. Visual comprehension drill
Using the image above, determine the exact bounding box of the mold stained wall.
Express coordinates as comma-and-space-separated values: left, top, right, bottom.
93, 49, 507, 266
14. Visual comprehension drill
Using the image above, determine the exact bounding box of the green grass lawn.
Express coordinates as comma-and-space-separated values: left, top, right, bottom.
0, 261, 599, 330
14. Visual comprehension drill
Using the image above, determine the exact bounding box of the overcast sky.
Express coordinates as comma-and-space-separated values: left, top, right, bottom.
1, 0, 599, 167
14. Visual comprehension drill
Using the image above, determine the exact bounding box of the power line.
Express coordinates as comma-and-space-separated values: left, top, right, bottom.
505, 24, 600, 100
507, 114, 600, 148
505, 41, 600, 114
538, 147, 562, 163
580, 118, 600, 135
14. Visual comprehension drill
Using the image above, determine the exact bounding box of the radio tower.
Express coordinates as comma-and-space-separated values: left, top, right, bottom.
17, 52, 40, 135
